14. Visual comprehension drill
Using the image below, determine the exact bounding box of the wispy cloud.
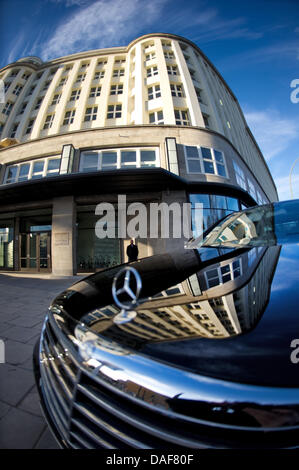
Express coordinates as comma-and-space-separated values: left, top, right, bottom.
40, 0, 167, 61
273, 173, 299, 201
244, 109, 299, 160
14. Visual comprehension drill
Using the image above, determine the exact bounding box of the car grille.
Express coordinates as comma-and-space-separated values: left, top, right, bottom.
39, 314, 299, 449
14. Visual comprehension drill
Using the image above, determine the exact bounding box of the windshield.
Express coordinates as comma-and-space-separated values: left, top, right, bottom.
186, 199, 299, 249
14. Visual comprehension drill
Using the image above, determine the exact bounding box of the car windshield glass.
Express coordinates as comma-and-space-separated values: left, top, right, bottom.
187, 200, 299, 249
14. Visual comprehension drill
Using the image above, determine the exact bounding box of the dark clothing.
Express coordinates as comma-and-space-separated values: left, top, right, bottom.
127, 243, 138, 262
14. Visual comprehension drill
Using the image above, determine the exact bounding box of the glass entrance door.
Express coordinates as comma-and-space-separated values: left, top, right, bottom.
19, 232, 51, 272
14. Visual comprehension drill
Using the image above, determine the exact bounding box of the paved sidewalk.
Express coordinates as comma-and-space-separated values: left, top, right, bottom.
0, 272, 85, 449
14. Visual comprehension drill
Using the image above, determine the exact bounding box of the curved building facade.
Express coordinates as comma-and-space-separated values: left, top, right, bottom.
0, 33, 278, 275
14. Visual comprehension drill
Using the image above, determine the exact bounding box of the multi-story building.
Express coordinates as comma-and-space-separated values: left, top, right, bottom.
0, 33, 278, 275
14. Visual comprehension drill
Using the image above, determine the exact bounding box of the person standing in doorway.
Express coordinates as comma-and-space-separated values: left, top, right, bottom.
126, 239, 138, 263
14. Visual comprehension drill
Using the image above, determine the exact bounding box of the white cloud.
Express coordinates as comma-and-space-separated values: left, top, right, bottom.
41, 0, 167, 60
244, 109, 299, 160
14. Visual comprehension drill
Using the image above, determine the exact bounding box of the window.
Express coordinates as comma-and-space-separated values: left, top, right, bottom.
115, 58, 125, 65
203, 114, 210, 128
70, 89, 81, 101
80, 63, 89, 70
41, 81, 51, 91
112, 69, 125, 78
97, 59, 107, 67
185, 146, 227, 177
13, 84, 23, 96
167, 65, 178, 75
9, 70, 19, 78
43, 114, 55, 129
149, 110, 163, 124
89, 86, 101, 97
164, 52, 174, 59
162, 41, 171, 48
174, 109, 190, 126
59, 78, 67, 87
233, 161, 247, 190
94, 71, 105, 80
63, 110, 75, 125
76, 74, 86, 83
248, 179, 257, 200
2, 101, 13, 116
34, 98, 43, 110
63, 65, 72, 74
3, 156, 61, 184
26, 86, 36, 96
171, 84, 184, 97
144, 43, 154, 50
4, 82, 10, 93
0, 122, 4, 133
148, 84, 161, 100
51, 94, 61, 105
18, 102, 27, 115
205, 259, 242, 288
80, 147, 159, 172
145, 52, 156, 61
25, 119, 34, 134
110, 84, 123, 95
195, 88, 203, 103
146, 66, 158, 78
84, 106, 98, 122
10, 123, 18, 138
107, 104, 122, 119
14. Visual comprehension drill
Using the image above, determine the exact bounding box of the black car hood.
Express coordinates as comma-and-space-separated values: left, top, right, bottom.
51, 243, 299, 388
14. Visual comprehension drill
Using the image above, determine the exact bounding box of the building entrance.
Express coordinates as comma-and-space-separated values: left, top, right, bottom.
19, 232, 51, 272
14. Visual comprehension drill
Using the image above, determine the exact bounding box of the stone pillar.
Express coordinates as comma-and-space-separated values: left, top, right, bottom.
51, 196, 76, 276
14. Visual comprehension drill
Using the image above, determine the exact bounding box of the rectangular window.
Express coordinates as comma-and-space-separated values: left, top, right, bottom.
26, 86, 36, 96
51, 94, 61, 105
59, 78, 67, 86
185, 146, 227, 177
146, 66, 158, 78
80, 152, 99, 172
75, 74, 86, 83
205, 259, 242, 288
167, 65, 178, 75
34, 98, 43, 110
43, 114, 55, 129
63, 110, 76, 125
120, 150, 137, 168
2, 101, 13, 116
145, 52, 156, 61
70, 89, 81, 101
101, 151, 117, 170
18, 163, 30, 182
164, 52, 174, 59
148, 84, 161, 100
80, 147, 159, 173
4, 82, 10, 93
97, 60, 107, 67
22, 73, 31, 80
13, 84, 23, 96
174, 109, 190, 126
149, 110, 164, 124
203, 114, 210, 128
42, 81, 51, 91
46, 158, 60, 176
233, 161, 247, 190
171, 84, 184, 97
107, 104, 122, 119
89, 86, 101, 97
10, 123, 18, 138
84, 106, 98, 122
31, 160, 45, 179
112, 69, 125, 78
25, 119, 34, 134
5, 166, 18, 184
115, 58, 125, 65
94, 71, 105, 80
18, 103, 27, 115
110, 84, 123, 95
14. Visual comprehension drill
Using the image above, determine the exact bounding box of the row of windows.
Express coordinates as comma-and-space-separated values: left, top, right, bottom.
79, 148, 159, 172
4, 156, 61, 184
233, 161, 267, 204
205, 259, 242, 289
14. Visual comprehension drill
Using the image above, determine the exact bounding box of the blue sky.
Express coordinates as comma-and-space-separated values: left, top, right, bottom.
0, 0, 298, 200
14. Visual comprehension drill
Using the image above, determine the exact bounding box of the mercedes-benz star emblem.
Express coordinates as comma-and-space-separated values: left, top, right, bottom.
112, 266, 142, 324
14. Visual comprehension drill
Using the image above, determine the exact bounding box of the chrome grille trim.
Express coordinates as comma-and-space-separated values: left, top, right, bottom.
39, 314, 299, 449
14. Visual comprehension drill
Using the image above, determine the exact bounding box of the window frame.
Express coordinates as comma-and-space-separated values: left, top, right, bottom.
3, 156, 61, 184
184, 145, 228, 178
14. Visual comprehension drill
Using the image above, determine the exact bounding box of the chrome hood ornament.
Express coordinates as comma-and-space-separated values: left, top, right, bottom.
112, 266, 142, 324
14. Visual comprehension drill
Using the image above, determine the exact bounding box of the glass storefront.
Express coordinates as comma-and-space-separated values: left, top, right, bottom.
0, 221, 14, 269
77, 209, 121, 271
